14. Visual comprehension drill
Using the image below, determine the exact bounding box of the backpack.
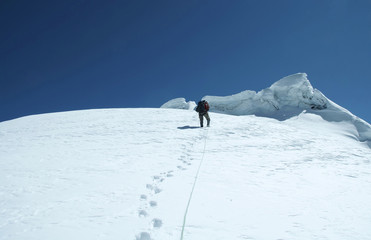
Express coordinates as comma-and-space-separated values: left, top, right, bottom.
196, 100, 209, 113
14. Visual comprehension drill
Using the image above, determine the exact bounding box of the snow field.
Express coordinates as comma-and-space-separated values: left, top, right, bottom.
0, 108, 370, 240
181, 113, 370, 240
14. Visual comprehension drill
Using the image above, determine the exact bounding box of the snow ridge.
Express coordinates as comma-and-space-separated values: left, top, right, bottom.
163, 73, 371, 144
160, 98, 196, 110
203, 73, 331, 118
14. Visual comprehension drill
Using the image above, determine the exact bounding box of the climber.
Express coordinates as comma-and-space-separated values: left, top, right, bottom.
195, 100, 210, 127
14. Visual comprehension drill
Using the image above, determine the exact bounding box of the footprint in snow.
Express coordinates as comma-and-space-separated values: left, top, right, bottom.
177, 165, 186, 170
138, 210, 148, 217
136, 232, 151, 240
151, 218, 162, 228
153, 175, 164, 182
149, 201, 157, 207
154, 187, 161, 194
146, 184, 153, 190
146, 184, 162, 194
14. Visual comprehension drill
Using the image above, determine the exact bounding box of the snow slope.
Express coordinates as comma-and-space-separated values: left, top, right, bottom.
0, 108, 371, 240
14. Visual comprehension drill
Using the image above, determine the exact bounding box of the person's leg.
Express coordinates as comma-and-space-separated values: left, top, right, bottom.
199, 113, 204, 127
204, 112, 210, 126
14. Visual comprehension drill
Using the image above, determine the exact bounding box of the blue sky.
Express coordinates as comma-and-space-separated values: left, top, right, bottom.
1, 0, 370, 123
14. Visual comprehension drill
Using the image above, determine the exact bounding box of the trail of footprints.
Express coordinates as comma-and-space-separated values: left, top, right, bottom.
135, 141, 196, 240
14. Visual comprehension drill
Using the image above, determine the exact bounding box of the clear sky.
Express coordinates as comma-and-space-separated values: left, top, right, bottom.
1, 0, 370, 123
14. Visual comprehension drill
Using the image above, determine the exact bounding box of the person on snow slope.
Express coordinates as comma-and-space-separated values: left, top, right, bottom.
195, 100, 210, 127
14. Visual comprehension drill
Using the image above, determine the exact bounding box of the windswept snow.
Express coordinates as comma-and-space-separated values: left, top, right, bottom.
164, 73, 371, 144
160, 98, 196, 110
0, 108, 371, 240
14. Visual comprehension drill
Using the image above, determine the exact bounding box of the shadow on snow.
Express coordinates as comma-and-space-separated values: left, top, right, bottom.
177, 126, 200, 130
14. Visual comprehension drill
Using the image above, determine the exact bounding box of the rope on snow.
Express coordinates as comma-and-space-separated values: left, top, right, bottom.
180, 128, 209, 240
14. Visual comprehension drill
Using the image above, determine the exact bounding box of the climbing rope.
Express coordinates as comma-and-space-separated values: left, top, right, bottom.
180, 128, 209, 240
